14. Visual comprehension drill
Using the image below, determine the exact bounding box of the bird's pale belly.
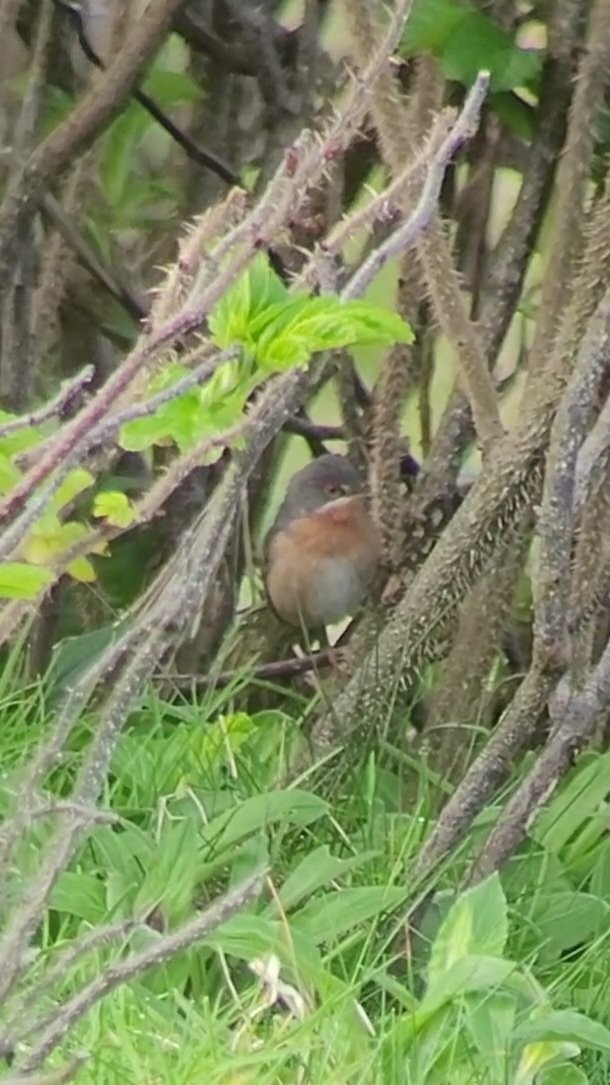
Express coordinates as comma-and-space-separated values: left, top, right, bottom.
303, 554, 369, 626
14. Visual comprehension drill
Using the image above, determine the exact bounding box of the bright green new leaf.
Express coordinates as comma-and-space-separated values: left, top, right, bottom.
66, 556, 96, 583
49, 468, 95, 513
0, 562, 55, 599
93, 490, 136, 528
0, 454, 22, 494
427, 873, 508, 990
209, 252, 289, 348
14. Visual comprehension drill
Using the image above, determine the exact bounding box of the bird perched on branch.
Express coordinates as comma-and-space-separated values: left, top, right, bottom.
263, 454, 381, 631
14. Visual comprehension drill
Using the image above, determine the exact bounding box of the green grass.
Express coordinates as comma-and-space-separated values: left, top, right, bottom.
1, 674, 610, 1084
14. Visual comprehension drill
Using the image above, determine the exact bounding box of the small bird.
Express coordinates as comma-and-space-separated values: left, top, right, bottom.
263, 454, 381, 630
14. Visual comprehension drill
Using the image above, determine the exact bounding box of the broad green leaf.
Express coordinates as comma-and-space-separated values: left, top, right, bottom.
49, 468, 95, 513
256, 298, 413, 371
590, 837, 610, 899
0, 420, 43, 456
292, 885, 407, 944
538, 1066, 589, 1085
516, 1010, 610, 1053
0, 454, 22, 493
93, 490, 136, 528
208, 253, 288, 348
67, 556, 96, 583
208, 912, 322, 978
427, 874, 508, 989
199, 790, 328, 856
403, 0, 468, 51
0, 562, 54, 599
143, 68, 202, 106
425, 954, 518, 1012
50, 871, 107, 923
441, 13, 540, 91
402, 0, 542, 92
134, 818, 202, 924
530, 892, 609, 956
514, 1040, 581, 1085
275, 846, 379, 912
465, 991, 516, 1081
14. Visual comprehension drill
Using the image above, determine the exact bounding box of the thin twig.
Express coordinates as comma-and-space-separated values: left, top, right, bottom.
15, 870, 266, 1074
0, 368, 94, 438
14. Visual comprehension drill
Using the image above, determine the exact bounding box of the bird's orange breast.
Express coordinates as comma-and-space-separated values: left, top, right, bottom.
265, 496, 380, 628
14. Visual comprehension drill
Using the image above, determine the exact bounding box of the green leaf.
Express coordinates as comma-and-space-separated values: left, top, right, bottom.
403, 0, 468, 51
49, 468, 95, 513
67, 555, 96, 583
590, 837, 610, 899
465, 991, 516, 1081
256, 297, 413, 371
207, 913, 322, 977
93, 490, 136, 528
292, 885, 407, 944
425, 954, 519, 1012
199, 790, 328, 856
538, 1066, 589, 1085
50, 871, 107, 923
208, 253, 289, 348
402, 0, 541, 92
0, 562, 55, 599
516, 1011, 610, 1053
0, 454, 22, 493
530, 892, 609, 956
532, 752, 610, 854
134, 819, 201, 925
143, 68, 202, 106
427, 874, 508, 989
441, 13, 540, 92
101, 102, 150, 208
276, 846, 379, 912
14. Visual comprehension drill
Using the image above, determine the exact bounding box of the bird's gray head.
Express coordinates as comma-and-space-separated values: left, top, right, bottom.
276, 454, 364, 526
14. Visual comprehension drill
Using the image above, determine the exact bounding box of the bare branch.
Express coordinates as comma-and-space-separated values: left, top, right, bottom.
15, 870, 266, 1074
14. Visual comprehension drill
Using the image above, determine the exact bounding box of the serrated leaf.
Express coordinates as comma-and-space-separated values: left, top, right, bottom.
209, 253, 289, 348
93, 490, 136, 528
0, 562, 55, 599
256, 297, 413, 371
427, 874, 508, 990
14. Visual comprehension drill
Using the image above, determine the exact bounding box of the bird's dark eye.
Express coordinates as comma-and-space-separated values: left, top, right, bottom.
326, 482, 348, 497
